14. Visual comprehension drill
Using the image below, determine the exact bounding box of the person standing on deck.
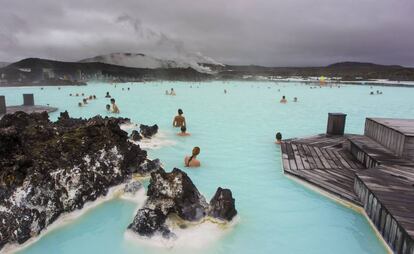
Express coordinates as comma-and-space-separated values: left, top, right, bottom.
173, 109, 186, 127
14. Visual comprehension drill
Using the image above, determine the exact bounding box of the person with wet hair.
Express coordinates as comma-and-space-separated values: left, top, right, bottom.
173, 109, 186, 127
83, 98, 88, 104
177, 125, 190, 136
184, 147, 201, 167
78, 102, 82, 107
275, 132, 282, 144
106, 104, 111, 111
110, 98, 120, 113
280, 96, 287, 103
105, 92, 111, 98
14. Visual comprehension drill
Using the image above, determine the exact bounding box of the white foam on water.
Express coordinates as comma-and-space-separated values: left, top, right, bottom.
132, 131, 176, 150
120, 122, 138, 131
124, 215, 240, 250
0, 184, 136, 254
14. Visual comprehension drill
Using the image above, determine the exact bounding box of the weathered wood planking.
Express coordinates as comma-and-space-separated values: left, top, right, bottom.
355, 164, 414, 254
280, 116, 414, 254
365, 118, 414, 161
280, 135, 364, 205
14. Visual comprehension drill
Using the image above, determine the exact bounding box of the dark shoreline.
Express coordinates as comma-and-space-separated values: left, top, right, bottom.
1, 79, 414, 88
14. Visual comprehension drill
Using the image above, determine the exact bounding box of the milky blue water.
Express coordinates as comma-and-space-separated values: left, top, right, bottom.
2, 81, 414, 254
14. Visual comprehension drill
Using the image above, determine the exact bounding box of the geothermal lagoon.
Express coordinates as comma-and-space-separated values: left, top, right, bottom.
2, 81, 413, 254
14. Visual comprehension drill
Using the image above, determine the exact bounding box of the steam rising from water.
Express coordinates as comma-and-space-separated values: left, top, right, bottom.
116, 14, 223, 73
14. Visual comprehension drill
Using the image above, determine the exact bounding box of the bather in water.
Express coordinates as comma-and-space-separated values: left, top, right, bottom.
177, 126, 190, 136
173, 109, 186, 127
110, 98, 120, 113
275, 132, 282, 144
184, 147, 201, 167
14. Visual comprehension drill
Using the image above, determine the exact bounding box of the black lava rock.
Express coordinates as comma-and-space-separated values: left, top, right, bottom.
139, 124, 158, 138
208, 187, 237, 221
127, 168, 237, 239
130, 130, 142, 141
0, 111, 158, 250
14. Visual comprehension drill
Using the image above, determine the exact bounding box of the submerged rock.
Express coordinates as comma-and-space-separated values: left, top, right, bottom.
127, 168, 237, 238
140, 124, 158, 138
0, 111, 158, 250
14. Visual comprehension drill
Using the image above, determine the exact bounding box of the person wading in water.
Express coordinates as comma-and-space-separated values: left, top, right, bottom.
173, 109, 186, 127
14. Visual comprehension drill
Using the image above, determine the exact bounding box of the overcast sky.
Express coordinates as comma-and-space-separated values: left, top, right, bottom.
1, 0, 413, 66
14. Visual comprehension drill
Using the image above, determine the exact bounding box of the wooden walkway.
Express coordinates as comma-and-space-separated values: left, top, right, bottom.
280, 131, 414, 253
355, 164, 414, 253
281, 134, 365, 205
0, 105, 58, 118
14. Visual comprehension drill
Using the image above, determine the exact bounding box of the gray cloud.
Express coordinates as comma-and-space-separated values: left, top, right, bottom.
0, 0, 413, 66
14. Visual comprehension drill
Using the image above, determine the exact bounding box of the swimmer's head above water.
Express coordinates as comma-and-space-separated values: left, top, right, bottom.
275, 132, 282, 144
178, 125, 190, 136
185, 146, 201, 167
178, 109, 183, 115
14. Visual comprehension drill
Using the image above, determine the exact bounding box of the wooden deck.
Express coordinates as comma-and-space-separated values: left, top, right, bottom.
281, 134, 365, 205
365, 118, 414, 161
355, 164, 414, 253
280, 128, 414, 253
0, 105, 58, 118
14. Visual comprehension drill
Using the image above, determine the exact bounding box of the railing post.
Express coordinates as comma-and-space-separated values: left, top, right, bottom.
0, 95, 6, 114
327, 113, 347, 135
23, 94, 34, 106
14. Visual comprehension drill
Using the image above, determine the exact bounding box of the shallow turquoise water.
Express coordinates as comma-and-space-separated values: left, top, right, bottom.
2, 81, 414, 254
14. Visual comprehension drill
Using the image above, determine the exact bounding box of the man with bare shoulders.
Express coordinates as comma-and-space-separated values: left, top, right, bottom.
111, 98, 120, 113
173, 109, 186, 127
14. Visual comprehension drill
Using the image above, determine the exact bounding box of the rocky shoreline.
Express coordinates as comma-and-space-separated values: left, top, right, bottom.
0, 111, 237, 250
0, 111, 160, 250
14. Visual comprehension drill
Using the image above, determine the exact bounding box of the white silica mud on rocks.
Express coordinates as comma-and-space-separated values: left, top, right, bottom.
125, 168, 238, 249
124, 216, 239, 250
0, 111, 162, 252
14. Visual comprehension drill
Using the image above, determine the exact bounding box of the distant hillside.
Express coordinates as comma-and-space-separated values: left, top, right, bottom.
80, 52, 223, 73
0, 58, 212, 86
218, 62, 414, 81
1, 58, 414, 86
327, 62, 403, 69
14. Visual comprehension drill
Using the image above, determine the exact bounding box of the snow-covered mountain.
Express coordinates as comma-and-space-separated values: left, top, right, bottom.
79, 52, 223, 73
